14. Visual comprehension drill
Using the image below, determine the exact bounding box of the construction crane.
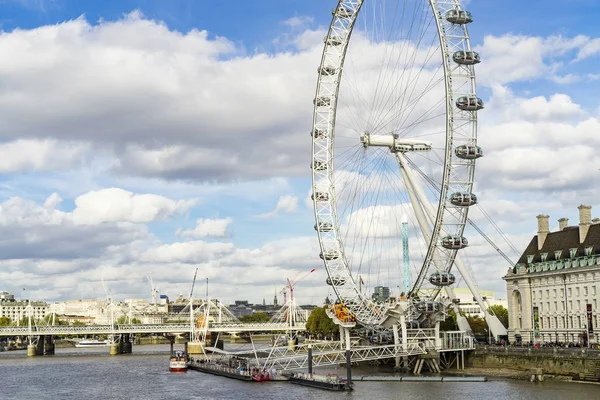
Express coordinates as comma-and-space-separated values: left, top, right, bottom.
280, 268, 316, 304
146, 275, 158, 311
188, 268, 199, 342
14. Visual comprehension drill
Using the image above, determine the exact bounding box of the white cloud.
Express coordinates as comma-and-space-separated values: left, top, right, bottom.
281, 16, 314, 29
576, 38, 600, 61
140, 240, 235, 264
257, 195, 299, 218
476, 34, 588, 85
519, 93, 585, 122
0, 139, 90, 172
71, 188, 196, 225
2, 11, 600, 306
0, 12, 316, 181
177, 217, 232, 238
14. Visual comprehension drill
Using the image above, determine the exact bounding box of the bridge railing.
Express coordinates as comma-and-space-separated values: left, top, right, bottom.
475, 345, 600, 358
0, 321, 306, 336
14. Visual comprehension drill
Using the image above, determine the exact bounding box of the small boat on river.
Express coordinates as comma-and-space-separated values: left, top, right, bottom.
75, 339, 111, 348
288, 372, 353, 391
169, 351, 188, 372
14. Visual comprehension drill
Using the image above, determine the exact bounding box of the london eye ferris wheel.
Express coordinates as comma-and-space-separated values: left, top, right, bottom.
311, 0, 486, 327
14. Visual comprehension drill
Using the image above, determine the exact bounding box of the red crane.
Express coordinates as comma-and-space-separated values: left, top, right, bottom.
280, 268, 316, 304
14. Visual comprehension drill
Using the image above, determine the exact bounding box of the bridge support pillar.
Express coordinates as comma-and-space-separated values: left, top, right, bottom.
344, 328, 352, 387
27, 344, 38, 357
187, 341, 205, 355
119, 334, 132, 354
287, 339, 296, 351
43, 335, 55, 355
308, 344, 313, 375
393, 324, 400, 368
110, 343, 119, 356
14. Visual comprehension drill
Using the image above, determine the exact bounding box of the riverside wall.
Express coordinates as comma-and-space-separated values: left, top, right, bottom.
466, 347, 600, 378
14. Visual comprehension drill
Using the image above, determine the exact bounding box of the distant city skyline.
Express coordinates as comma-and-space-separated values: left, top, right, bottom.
0, 1, 599, 304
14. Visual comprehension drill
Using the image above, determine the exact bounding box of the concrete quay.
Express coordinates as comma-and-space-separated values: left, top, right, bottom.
467, 346, 600, 382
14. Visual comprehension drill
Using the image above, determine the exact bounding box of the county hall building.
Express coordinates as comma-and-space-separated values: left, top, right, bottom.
503, 205, 600, 345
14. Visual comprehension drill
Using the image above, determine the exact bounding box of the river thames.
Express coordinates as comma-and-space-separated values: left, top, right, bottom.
1, 344, 600, 399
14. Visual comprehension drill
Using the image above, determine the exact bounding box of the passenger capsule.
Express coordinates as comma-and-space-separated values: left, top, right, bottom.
311, 128, 327, 138
449, 192, 478, 206
445, 10, 473, 24
428, 272, 456, 287
318, 66, 337, 76
455, 145, 483, 160
320, 250, 340, 260
416, 301, 441, 313
453, 51, 481, 65
311, 192, 329, 201
313, 96, 332, 107
441, 236, 468, 250
326, 276, 347, 286
332, 6, 354, 18
314, 222, 333, 232
311, 160, 327, 171
325, 36, 343, 46
456, 96, 484, 111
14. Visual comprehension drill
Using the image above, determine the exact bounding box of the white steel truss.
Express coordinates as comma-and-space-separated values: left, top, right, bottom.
258, 342, 427, 371
311, 0, 481, 327
0, 322, 306, 337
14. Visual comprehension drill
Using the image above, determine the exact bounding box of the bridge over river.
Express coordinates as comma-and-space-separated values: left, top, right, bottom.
0, 322, 304, 337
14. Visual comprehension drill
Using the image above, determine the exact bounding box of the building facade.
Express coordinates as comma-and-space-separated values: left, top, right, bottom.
504, 205, 600, 345
452, 288, 507, 318
0, 291, 48, 322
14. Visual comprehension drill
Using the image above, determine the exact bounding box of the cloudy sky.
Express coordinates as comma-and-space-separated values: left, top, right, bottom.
0, 0, 599, 306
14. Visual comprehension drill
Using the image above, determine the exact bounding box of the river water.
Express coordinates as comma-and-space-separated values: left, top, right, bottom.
1, 344, 600, 400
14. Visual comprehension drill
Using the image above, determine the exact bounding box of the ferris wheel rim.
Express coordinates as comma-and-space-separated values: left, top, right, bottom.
311, 0, 480, 326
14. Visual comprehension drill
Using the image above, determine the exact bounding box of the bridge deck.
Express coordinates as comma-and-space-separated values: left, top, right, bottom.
0, 322, 305, 336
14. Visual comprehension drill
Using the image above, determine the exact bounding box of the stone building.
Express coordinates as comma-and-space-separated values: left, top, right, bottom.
0, 291, 48, 322
504, 205, 600, 344
452, 288, 508, 318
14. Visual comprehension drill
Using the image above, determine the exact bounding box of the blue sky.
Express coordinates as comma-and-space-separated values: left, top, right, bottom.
0, 0, 600, 306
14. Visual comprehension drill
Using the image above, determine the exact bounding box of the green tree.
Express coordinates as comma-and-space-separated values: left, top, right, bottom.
116, 316, 142, 324
466, 315, 489, 341
439, 309, 458, 331
489, 304, 509, 328
18, 316, 37, 326
0, 316, 12, 326
43, 314, 67, 326
239, 312, 271, 323
306, 306, 337, 337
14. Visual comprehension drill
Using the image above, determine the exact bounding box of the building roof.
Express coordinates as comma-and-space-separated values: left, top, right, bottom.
517, 223, 600, 264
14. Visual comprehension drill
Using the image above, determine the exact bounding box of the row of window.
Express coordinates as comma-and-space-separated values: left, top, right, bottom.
536, 315, 597, 330
527, 257, 599, 273
516, 315, 598, 330
530, 272, 597, 286
532, 285, 597, 300
533, 298, 598, 313
527, 247, 595, 264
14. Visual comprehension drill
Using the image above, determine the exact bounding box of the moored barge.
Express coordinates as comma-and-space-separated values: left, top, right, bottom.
288, 372, 353, 391
187, 359, 253, 381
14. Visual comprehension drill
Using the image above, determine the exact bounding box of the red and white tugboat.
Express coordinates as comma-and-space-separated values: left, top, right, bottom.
169, 351, 188, 372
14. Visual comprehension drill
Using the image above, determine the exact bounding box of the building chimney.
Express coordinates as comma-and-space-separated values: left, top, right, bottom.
537, 214, 549, 250
558, 217, 569, 231
578, 205, 592, 243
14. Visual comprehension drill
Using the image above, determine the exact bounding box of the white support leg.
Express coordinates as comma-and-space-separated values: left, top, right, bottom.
397, 153, 507, 338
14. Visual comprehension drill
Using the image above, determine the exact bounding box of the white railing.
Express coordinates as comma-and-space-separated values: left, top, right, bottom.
259, 342, 427, 371
0, 321, 306, 336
